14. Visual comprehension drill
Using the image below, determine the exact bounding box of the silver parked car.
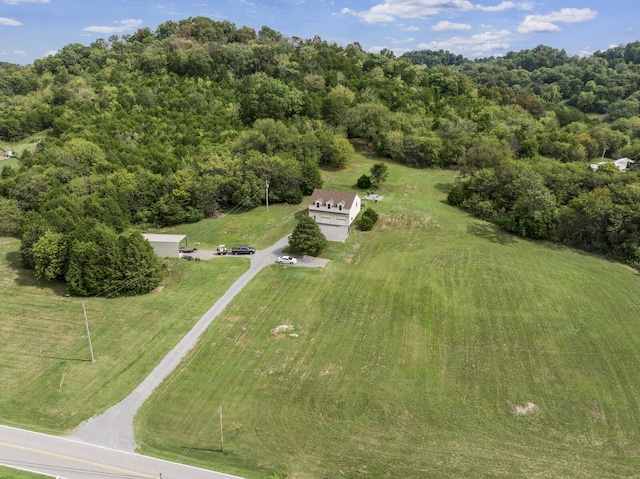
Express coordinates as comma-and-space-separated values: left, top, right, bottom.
276, 255, 297, 264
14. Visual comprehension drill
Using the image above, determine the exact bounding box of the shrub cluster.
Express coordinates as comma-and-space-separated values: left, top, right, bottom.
359, 208, 379, 231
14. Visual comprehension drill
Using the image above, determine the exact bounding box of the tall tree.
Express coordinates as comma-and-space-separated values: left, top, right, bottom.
288, 214, 328, 256
369, 162, 389, 188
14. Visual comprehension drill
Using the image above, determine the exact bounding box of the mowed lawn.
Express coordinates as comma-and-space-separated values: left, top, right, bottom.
136, 156, 640, 478
153, 202, 304, 252
0, 237, 250, 433
0, 466, 48, 479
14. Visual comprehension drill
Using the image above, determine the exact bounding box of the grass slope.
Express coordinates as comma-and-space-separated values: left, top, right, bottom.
0, 238, 250, 433
135, 156, 640, 478
0, 466, 49, 479
153, 202, 304, 251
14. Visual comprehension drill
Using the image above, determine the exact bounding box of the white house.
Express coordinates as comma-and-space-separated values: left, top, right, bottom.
4, 151, 12, 158
590, 158, 635, 171
142, 233, 186, 258
308, 189, 361, 241
614, 158, 635, 170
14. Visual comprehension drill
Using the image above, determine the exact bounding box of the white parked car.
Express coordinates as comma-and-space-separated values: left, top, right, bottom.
276, 255, 297, 264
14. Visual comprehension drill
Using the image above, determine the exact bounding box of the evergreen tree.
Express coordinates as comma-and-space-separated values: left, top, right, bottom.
288, 214, 328, 256
357, 174, 371, 189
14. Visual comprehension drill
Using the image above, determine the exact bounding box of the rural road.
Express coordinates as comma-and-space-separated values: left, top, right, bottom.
70, 236, 328, 452
0, 424, 241, 479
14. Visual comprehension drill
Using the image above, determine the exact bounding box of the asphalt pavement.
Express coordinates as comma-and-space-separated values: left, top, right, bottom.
0, 424, 241, 479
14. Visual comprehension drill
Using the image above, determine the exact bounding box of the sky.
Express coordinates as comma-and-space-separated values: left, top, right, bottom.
1, 0, 639, 65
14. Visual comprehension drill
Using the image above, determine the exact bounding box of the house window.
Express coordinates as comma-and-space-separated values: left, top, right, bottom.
339, 204, 342, 211
316, 202, 320, 207
328, 204, 331, 210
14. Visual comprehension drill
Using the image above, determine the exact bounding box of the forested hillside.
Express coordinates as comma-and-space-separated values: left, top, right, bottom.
2, 17, 640, 295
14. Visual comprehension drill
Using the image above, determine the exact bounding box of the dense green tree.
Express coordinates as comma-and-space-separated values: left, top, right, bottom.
65, 226, 161, 297
239, 73, 303, 124
0, 197, 22, 235
357, 174, 371, 189
369, 162, 388, 188
32, 230, 68, 281
288, 214, 328, 256
504, 170, 557, 239
359, 208, 379, 231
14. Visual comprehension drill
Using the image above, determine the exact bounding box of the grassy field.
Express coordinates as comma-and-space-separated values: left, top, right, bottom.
0, 466, 49, 479
0, 132, 47, 173
0, 237, 251, 433
134, 155, 640, 478
152, 202, 305, 251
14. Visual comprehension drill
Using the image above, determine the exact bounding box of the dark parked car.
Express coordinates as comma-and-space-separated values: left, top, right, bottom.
231, 246, 256, 255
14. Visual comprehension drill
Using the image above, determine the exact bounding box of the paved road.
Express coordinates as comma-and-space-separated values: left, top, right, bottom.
0, 425, 241, 479
71, 236, 328, 451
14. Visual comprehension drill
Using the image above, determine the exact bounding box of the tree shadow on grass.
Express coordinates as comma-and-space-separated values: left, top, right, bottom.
5, 250, 69, 296
467, 223, 517, 245
434, 182, 453, 194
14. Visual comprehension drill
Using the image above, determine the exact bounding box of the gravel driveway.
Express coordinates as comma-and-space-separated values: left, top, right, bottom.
70, 236, 327, 451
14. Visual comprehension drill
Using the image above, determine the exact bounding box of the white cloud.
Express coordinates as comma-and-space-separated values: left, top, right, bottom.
418, 29, 511, 55
82, 18, 143, 35
388, 36, 416, 44
402, 25, 420, 31
352, 0, 476, 23
3, 0, 49, 4
432, 20, 472, 31
0, 17, 22, 26
518, 8, 597, 34
476, 1, 515, 12
13, 50, 27, 55
578, 47, 594, 58
44, 50, 58, 57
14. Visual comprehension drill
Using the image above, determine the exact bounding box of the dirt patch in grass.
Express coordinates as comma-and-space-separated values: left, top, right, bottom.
507, 400, 537, 415
590, 400, 606, 422
271, 324, 294, 334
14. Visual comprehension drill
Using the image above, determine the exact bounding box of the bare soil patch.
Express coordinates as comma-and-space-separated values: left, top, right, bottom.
507, 400, 537, 415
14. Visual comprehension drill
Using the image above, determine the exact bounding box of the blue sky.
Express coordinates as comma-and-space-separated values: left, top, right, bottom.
1, 0, 639, 65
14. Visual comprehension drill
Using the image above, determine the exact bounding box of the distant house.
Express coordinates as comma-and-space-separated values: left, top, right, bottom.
614, 158, 635, 170
308, 189, 361, 242
4, 151, 12, 158
142, 233, 186, 258
590, 158, 635, 171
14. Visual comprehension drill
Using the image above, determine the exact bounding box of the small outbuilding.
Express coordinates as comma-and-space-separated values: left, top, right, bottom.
142, 233, 187, 258
4, 151, 12, 158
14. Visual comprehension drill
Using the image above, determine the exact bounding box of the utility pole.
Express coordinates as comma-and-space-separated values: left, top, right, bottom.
82, 301, 95, 363
219, 406, 224, 453
265, 180, 269, 212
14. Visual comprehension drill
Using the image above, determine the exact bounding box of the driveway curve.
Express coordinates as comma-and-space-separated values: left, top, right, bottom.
70, 236, 328, 451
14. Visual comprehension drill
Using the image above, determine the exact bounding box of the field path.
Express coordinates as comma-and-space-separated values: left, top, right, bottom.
70, 236, 328, 452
